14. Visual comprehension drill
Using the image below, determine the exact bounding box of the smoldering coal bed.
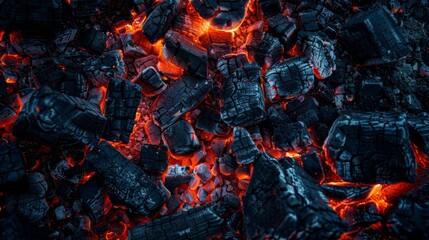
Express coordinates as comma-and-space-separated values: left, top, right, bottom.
0, 0, 429, 239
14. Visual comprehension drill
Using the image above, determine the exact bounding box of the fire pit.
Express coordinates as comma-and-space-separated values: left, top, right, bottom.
0, 0, 429, 239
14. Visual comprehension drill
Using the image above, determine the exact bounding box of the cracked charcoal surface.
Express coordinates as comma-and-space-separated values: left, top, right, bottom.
344, 202, 382, 229
321, 183, 375, 202
163, 30, 208, 78
195, 106, 229, 136
78, 177, 107, 222
339, 6, 410, 66
142, 0, 177, 44
162, 119, 201, 156
139, 144, 168, 172
267, 14, 298, 51
301, 152, 324, 182
83, 50, 126, 87
133, 66, 167, 97
258, 0, 281, 18
272, 121, 312, 152
220, 62, 265, 127
13, 87, 106, 147
216, 53, 248, 79
0, 141, 25, 188
153, 75, 213, 130
103, 78, 142, 144
299, 31, 336, 79
324, 112, 417, 184
84, 141, 169, 217
265, 57, 315, 102
246, 29, 283, 68
129, 205, 224, 240
243, 153, 346, 239
231, 127, 261, 164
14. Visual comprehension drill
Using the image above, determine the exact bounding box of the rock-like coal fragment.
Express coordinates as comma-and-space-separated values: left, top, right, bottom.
139, 144, 168, 173
78, 177, 109, 222
192, 0, 249, 30
243, 154, 346, 239
133, 67, 166, 97
145, 120, 162, 145
299, 32, 336, 79
321, 183, 378, 202
324, 112, 417, 184
129, 205, 224, 240
0, 141, 25, 188
142, 0, 177, 44
216, 53, 248, 79
272, 121, 312, 152
84, 141, 169, 217
103, 78, 142, 144
162, 120, 200, 156
301, 152, 324, 182
164, 164, 192, 191
5, 172, 49, 222
267, 14, 297, 51
339, 6, 410, 66
344, 202, 382, 229
220, 62, 265, 127
83, 50, 126, 87
258, 0, 281, 18
13, 87, 106, 147
231, 127, 261, 164
358, 77, 384, 110
246, 27, 283, 68
78, 28, 107, 54
163, 31, 208, 78
153, 75, 213, 130
386, 198, 429, 240
265, 57, 314, 102
195, 106, 229, 136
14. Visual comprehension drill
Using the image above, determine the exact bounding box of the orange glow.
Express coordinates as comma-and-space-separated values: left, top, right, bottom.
99, 86, 107, 115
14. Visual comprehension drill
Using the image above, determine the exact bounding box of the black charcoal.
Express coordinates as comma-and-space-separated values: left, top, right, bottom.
133, 67, 166, 97
231, 127, 261, 164
0, 141, 25, 188
162, 120, 200, 156
142, 0, 178, 44
321, 183, 376, 202
246, 29, 283, 68
78, 177, 108, 222
301, 152, 324, 182
139, 144, 168, 172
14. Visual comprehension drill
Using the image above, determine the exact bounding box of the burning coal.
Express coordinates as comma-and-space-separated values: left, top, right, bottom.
0, 0, 429, 239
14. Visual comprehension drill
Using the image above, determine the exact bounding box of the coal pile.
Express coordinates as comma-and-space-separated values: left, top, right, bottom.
1, 0, 429, 239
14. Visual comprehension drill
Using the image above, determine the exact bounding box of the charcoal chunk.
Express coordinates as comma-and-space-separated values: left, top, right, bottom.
216, 53, 248, 79
301, 152, 324, 182
344, 202, 382, 228
267, 14, 297, 51
84, 141, 169, 216
162, 120, 200, 156
298, 11, 319, 31
324, 112, 417, 183
339, 6, 410, 66
78, 177, 108, 222
243, 154, 346, 239
79, 28, 107, 54
299, 32, 336, 79
5, 172, 49, 222
265, 57, 314, 102
0, 141, 25, 188
358, 77, 384, 110
103, 78, 142, 144
38, 70, 87, 99
407, 113, 429, 156
133, 67, 166, 97
142, 0, 178, 44
139, 144, 168, 172
163, 31, 208, 78
129, 205, 224, 240
195, 106, 229, 136
144, 120, 162, 145
220, 62, 265, 127
191, 0, 218, 19
272, 121, 312, 152
321, 183, 377, 202
83, 50, 126, 87
153, 75, 213, 130
386, 198, 429, 240
231, 127, 261, 164
13, 87, 106, 147
246, 30, 283, 68
164, 164, 192, 191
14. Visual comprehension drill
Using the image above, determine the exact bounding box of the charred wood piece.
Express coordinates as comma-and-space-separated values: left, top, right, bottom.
216, 53, 248, 79
301, 152, 324, 182
78, 177, 108, 222
195, 106, 229, 136
272, 121, 312, 152
142, 0, 178, 44
324, 112, 417, 184
103, 78, 142, 144
220, 63, 265, 127
162, 120, 201, 156
153, 75, 213, 130
246, 30, 283, 68
83, 50, 126, 87
267, 14, 297, 51
258, 0, 281, 18
339, 6, 410, 66
84, 141, 169, 217
164, 164, 192, 191
139, 144, 168, 173
321, 183, 376, 202
129, 205, 224, 240
13, 87, 106, 147
0, 141, 25, 188
163, 31, 208, 78
243, 154, 346, 239
265, 57, 314, 102
231, 127, 261, 164
133, 67, 166, 97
